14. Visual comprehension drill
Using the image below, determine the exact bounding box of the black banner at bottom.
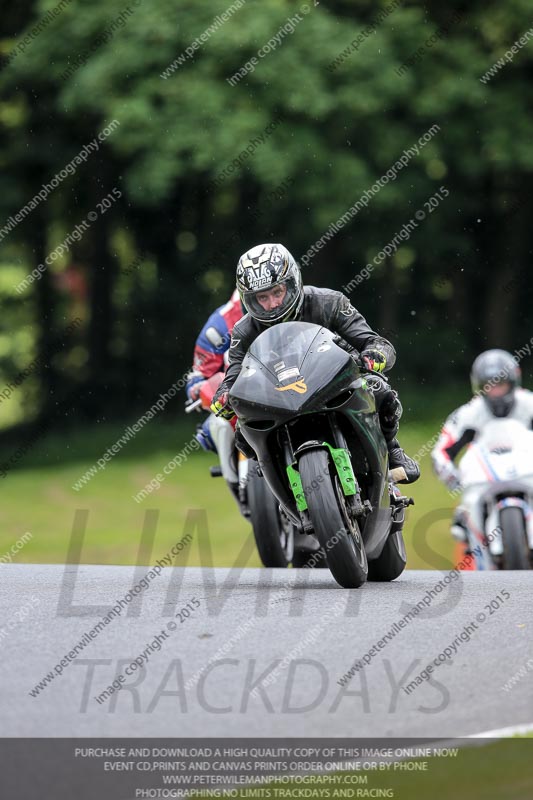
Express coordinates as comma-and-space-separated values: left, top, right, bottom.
0, 737, 530, 799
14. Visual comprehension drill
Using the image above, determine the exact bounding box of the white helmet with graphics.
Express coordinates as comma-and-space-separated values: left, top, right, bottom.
236, 243, 304, 325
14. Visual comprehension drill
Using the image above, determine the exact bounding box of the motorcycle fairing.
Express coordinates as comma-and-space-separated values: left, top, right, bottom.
231, 323, 359, 421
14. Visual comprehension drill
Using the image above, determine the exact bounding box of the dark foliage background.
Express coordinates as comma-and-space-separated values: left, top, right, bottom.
1, 0, 532, 436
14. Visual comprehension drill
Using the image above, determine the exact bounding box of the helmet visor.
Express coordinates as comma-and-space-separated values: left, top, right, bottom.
478, 378, 515, 416
483, 390, 516, 417
242, 275, 301, 324
484, 381, 512, 398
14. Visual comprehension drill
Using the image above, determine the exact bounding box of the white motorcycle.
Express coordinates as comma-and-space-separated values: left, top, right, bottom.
457, 418, 533, 569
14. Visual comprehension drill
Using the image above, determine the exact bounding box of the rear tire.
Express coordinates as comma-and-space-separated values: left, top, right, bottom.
500, 506, 530, 569
247, 462, 294, 567
292, 545, 328, 569
298, 449, 367, 588
367, 529, 407, 581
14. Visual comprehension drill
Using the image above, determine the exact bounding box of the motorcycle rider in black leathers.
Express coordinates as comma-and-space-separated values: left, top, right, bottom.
211, 243, 420, 484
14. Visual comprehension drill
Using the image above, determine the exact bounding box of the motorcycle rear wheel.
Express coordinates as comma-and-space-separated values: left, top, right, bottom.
247, 462, 294, 567
367, 528, 407, 581
298, 449, 367, 588
500, 506, 530, 570
290, 528, 326, 568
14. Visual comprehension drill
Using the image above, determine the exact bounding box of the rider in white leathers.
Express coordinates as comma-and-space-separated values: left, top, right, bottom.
432, 349, 533, 540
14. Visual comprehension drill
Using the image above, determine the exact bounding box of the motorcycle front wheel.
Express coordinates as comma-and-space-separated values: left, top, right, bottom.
298, 449, 368, 589
500, 506, 530, 569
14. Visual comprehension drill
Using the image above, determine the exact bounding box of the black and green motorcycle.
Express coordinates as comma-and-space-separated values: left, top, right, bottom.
229, 321, 413, 589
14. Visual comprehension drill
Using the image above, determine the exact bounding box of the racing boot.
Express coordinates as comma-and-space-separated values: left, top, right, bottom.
450, 507, 468, 544
387, 437, 420, 484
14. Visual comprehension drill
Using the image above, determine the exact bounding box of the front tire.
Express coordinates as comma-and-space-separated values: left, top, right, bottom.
298, 449, 367, 588
500, 506, 530, 569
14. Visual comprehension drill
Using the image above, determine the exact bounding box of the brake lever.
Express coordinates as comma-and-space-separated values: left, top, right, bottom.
185, 398, 202, 413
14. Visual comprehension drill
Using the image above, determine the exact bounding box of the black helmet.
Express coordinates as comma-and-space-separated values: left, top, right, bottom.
236, 243, 304, 325
470, 349, 521, 417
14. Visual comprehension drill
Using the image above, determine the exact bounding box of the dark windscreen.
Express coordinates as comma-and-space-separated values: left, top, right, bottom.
247, 322, 326, 378
231, 321, 355, 415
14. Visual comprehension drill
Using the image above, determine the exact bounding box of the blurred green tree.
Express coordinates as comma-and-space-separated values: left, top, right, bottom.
0, 0, 532, 431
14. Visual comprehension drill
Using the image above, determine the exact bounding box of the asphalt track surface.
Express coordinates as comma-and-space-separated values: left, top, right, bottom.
2, 564, 532, 737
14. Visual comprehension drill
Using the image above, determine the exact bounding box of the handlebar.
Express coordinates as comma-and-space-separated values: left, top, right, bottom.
185, 398, 203, 413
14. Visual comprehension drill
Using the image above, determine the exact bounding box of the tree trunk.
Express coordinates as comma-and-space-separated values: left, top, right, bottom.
86, 185, 116, 420
483, 181, 529, 348
32, 211, 57, 417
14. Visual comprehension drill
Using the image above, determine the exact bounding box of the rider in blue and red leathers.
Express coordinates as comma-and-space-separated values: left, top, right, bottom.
186, 289, 244, 495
